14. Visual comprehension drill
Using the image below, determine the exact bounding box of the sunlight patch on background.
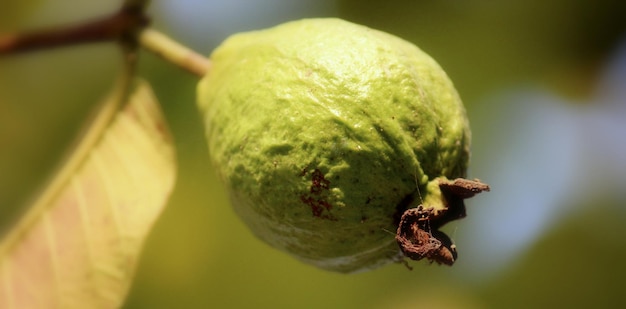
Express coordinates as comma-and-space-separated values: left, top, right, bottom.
460, 37, 626, 279
153, 0, 337, 54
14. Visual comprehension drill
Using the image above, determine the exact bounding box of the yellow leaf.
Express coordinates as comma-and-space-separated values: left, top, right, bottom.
0, 79, 176, 309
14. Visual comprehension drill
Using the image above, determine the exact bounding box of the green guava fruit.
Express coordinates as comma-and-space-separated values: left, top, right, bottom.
197, 18, 488, 273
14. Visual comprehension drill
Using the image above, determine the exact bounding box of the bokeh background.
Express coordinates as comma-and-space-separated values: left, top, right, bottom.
1, 0, 626, 308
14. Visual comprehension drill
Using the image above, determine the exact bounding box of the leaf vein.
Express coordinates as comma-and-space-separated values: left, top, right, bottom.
72, 175, 96, 288
43, 213, 61, 308
1, 258, 15, 309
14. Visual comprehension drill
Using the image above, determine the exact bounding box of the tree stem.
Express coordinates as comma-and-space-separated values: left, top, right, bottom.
138, 29, 211, 77
0, 7, 149, 55
0, 2, 210, 77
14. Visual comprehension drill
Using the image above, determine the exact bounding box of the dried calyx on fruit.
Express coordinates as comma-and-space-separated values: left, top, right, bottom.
396, 178, 490, 267
197, 18, 489, 273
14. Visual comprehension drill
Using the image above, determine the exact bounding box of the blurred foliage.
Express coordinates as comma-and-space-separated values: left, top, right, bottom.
0, 0, 43, 30
480, 201, 626, 308
1, 0, 625, 308
338, 0, 626, 102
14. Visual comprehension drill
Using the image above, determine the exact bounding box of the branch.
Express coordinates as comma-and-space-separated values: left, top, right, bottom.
0, 0, 210, 78
0, 7, 149, 55
123, 0, 151, 12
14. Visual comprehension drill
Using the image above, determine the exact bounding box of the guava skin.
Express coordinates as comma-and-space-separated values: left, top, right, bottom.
198, 18, 471, 272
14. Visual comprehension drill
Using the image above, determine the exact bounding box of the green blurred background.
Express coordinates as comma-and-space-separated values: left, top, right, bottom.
2, 0, 626, 308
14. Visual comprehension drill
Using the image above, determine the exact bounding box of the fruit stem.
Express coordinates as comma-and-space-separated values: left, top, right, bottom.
138, 28, 211, 77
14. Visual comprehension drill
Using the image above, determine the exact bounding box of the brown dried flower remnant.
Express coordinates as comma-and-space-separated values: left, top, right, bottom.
396, 178, 490, 266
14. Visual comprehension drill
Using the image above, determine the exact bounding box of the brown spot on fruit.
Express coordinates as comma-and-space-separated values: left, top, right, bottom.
310, 169, 330, 194
300, 169, 335, 220
299, 196, 336, 220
